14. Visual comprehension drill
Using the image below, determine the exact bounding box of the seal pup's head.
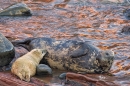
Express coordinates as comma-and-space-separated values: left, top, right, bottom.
30, 49, 47, 61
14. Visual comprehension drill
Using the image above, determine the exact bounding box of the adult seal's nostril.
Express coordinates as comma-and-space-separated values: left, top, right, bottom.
42, 50, 47, 53
105, 53, 109, 56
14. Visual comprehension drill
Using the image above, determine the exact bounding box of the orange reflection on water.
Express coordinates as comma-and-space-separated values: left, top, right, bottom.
0, 0, 130, 85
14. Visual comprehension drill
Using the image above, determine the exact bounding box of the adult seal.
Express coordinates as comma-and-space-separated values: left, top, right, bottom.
12, 37, 115, 74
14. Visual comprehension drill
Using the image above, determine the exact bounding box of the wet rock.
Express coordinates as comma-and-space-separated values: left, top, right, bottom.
64, 72, 119, 86
0, 72, 46, 86
0, 2, 32, 16
10, 46, 29, 67
0, 33, 15, 67
101, 0, 124, 3
36, 64, 52, 75
121, 26, 130, 34
123, 9, 130, 20
59, 73, 66, 80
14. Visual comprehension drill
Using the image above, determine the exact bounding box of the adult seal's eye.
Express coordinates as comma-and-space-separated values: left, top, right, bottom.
106, 53, 109, 55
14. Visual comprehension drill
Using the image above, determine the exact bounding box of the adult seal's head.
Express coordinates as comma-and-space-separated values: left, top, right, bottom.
94, 50, 114, 73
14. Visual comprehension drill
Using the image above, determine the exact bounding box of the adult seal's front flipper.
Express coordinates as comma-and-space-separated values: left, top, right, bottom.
69, 42, 88, 58
70, 42, 98, 58
70, 49, 88, 58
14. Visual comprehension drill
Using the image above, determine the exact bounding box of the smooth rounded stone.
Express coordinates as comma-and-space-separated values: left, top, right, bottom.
36, 64, 52, 75
59, 73, 66, 80
0, 2, 32, 16
0, 33, 15, 67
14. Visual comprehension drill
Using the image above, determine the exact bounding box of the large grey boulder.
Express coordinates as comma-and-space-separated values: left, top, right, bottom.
0, 2, 32, 16
0, 33, 15, 67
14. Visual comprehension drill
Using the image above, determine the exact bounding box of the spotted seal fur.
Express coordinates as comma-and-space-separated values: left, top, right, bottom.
12, 37, 114, 74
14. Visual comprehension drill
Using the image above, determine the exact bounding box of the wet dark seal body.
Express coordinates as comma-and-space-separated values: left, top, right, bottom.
12, 37, 114, 74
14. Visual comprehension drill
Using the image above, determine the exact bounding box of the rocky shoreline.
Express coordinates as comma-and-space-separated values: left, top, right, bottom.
0, 0, 130, 86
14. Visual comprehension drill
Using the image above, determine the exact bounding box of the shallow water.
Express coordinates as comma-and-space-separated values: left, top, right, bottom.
0, 0, 130, 85
35, 69, 68, 85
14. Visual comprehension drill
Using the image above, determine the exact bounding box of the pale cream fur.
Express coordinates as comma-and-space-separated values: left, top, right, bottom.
11, 49, 47, 82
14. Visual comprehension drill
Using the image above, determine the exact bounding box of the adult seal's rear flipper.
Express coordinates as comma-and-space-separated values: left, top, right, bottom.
11, 38, 35, 51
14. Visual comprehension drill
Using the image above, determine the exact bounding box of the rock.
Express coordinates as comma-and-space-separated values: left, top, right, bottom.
123, 9, 130, 20
59, 73, 66, 80
102, 0, 124, 3
36, 64, 52, 75
63, 72, 119, 86
0, 33, 15, 67
0, 72, 46, 86
10, 46, 29, 66
121, 26, 130, 34
0, 2, 32, 16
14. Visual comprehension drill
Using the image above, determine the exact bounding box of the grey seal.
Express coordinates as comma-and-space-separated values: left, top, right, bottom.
12, 37, 114, 74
